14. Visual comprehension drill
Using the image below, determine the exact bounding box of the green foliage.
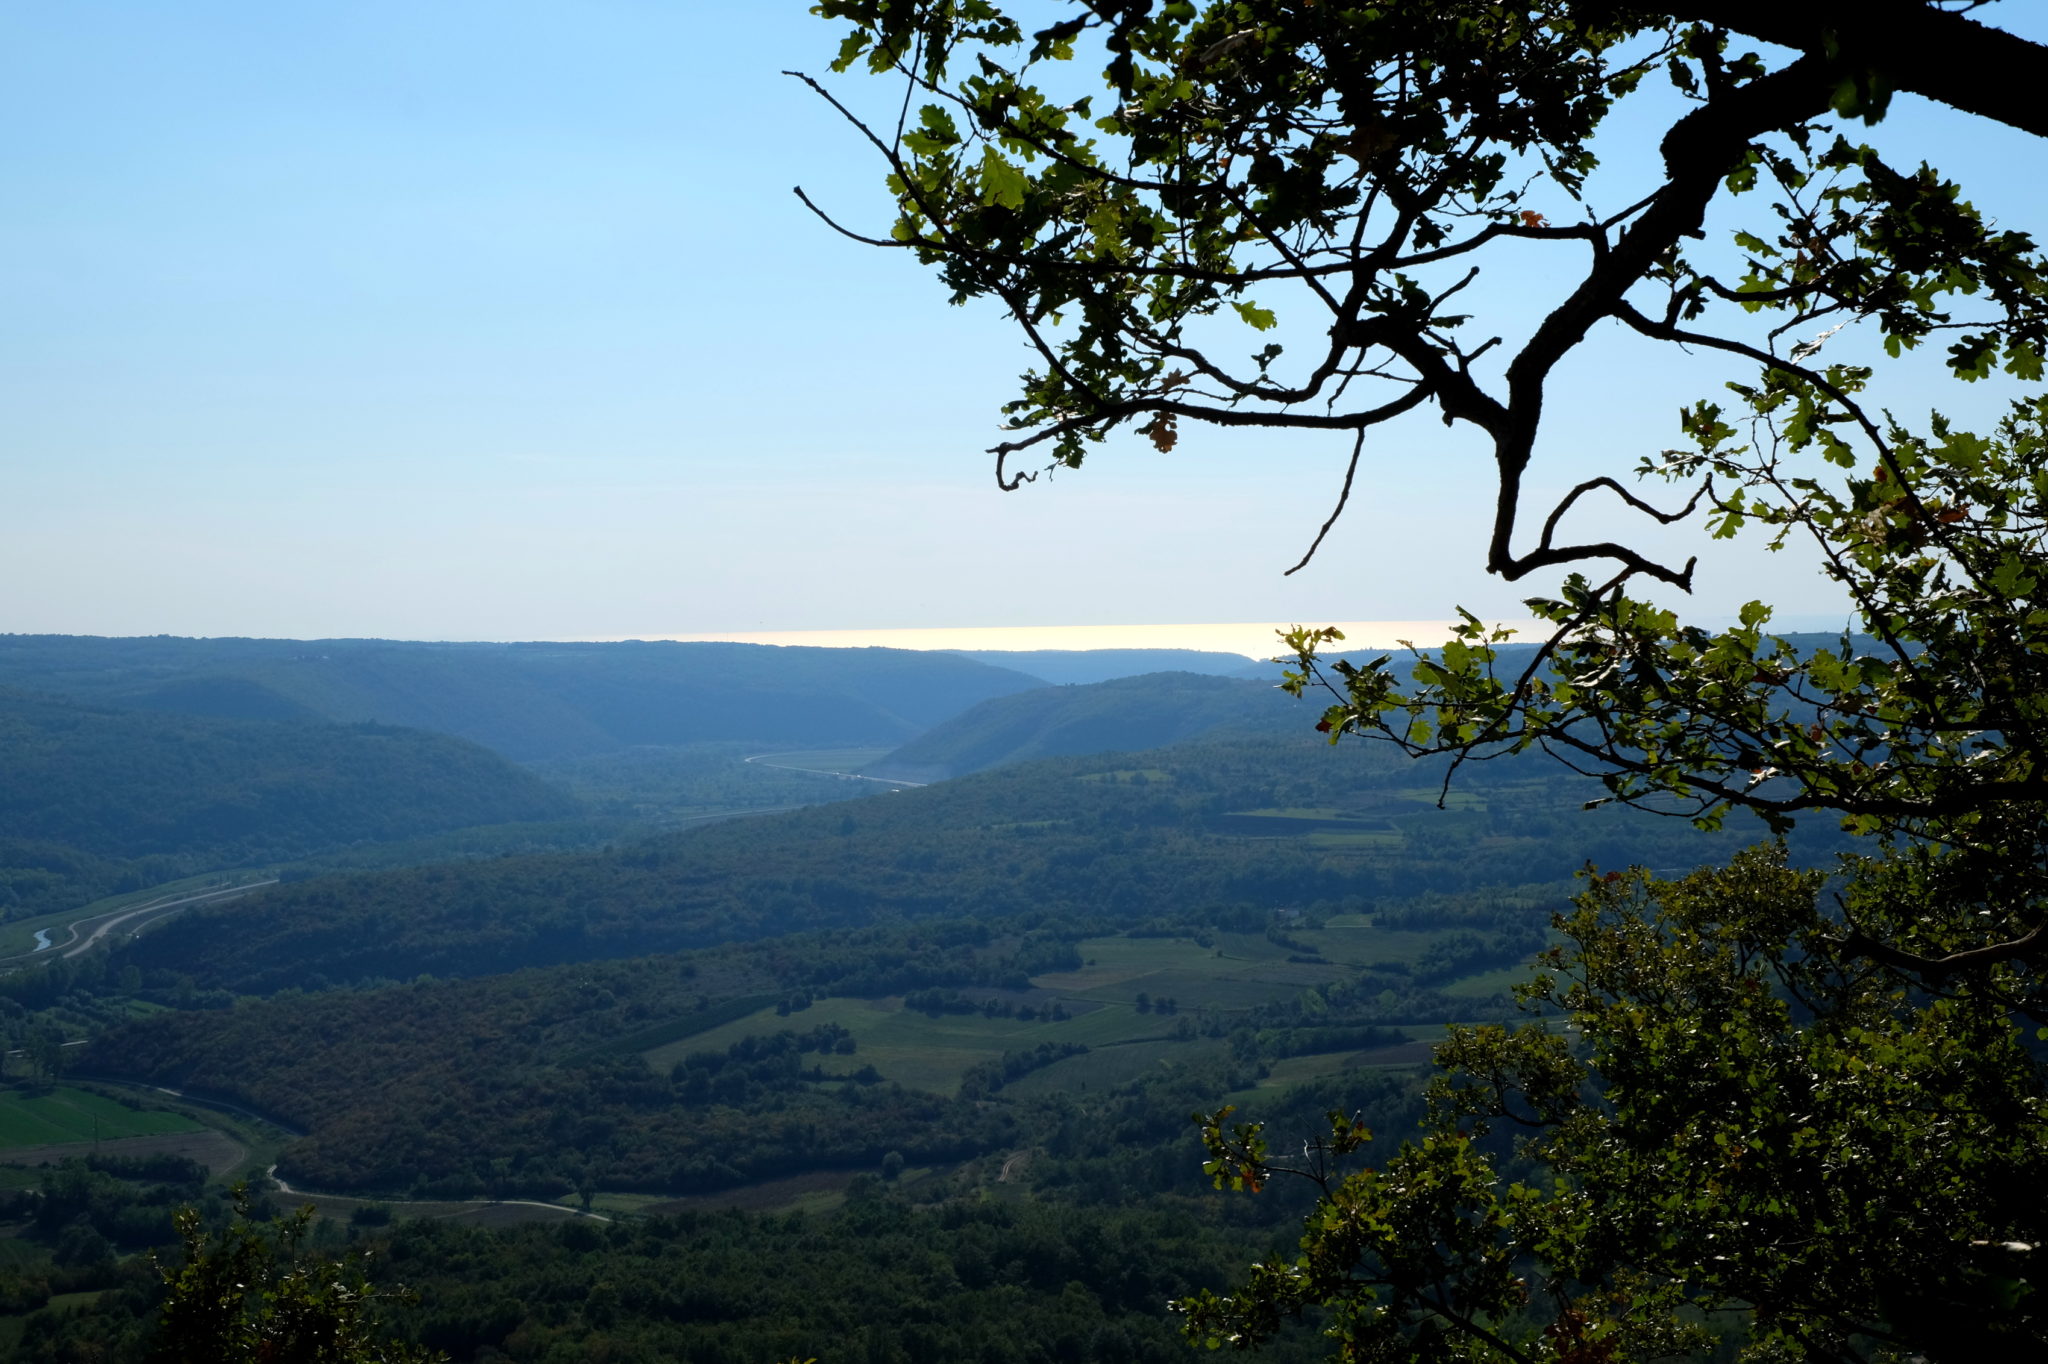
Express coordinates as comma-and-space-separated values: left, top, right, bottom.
1289, 385, 2048, 852
83, 929, 1045, 1198
1181, 850, 2048, 1360
807, 0, 1640, 473
111, 733, 1809, 994
796, 12, 2048, 1356
0, 689, 575, 916
870, 671, 1301, 781
150, 1190, 441, 1363
16, 1055, 1429, 1363
73, 724, 1834, 1201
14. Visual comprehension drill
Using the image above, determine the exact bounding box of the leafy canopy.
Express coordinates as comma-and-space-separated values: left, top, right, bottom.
806, 3, 2048, 1360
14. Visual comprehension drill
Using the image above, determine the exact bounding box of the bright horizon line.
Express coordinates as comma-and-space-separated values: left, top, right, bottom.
636, 620, 1479, 658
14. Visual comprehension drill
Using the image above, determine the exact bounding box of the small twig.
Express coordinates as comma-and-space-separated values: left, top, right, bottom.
1285, 429, 1369, 575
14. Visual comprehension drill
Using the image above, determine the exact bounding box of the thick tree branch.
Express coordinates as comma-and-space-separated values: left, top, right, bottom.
1485, 57, 1835, 586
1661, 1, 2048, 139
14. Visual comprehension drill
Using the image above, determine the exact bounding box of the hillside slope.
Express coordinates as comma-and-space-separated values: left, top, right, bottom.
102, 729, 1807, 994
866, 671, 1302, 782
0, 688, 577, 914
948, 647, 1259, 685
0, 636, 1047, 760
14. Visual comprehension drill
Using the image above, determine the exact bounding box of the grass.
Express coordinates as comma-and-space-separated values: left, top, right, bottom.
1001, 1038, 1220, 1097
0, 1229, 46, 1258
1385, 787, 1487, 811
646, 986, 1193, 1096
0, 1086, 204, 1150
1227, 1033, 1449, 1106
576, 993, 783, 1062
1440, 962, 1538, 998
1041, 941, 1347, 1012
1302, 830, 1407, 848
587, 1191, 675, 1215
1291, 924, 1463, 968
639, 929, 1503, 1099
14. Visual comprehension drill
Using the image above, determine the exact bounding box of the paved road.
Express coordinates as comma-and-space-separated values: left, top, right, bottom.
268, 1164, 611, 1222
0, 880, 277, 965
67, 881, 277, 958
743, 753, 924, 787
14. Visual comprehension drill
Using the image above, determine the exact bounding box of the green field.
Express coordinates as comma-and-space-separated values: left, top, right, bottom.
1039, 934, 1345, 1001
1002, 1038, 1219, 1097
639, 924, 1502, 1099
1441, 962, 1540, 998
647, 996, 1093, 1095
1302, 829, 1407, 849
643, 978, 1210, 1097
0, 1087, 205, 1150
1227, 1030, 1451, 1106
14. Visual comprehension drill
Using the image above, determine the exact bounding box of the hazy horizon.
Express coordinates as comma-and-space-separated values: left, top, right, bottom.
5, 612, 1864, 656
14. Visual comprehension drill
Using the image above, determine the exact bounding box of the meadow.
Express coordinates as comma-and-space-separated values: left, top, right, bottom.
641, 923, 1482, 1099
0, 1086, 204, 1150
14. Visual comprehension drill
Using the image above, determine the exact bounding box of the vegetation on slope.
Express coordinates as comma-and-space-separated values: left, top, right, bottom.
105, 733, 1804, 993
0, 636, 1047, 760
866, 672, 1301, 782
0, 689, 577, 917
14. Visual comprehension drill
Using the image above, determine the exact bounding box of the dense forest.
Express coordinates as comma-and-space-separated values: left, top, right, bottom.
0, 688, 577, 915
0, 647, 1868, 1359
92, 733, 1806, 993
10, 1052, 1430, 1363
0, 636, 1047, 760
866, 671, 1303, 782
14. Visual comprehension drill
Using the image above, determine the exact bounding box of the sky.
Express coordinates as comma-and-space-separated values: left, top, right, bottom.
5, 4, 2045, 648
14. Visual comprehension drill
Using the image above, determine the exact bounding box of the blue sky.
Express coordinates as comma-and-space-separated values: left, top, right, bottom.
4, 4, 2043, 644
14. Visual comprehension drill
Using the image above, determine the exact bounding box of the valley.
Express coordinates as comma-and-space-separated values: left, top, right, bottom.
0, 635, 1824, 1360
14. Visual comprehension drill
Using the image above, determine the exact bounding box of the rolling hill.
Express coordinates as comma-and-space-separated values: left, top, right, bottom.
0, 688, 578, 915
0, 636, 1049, 761
864, 671, 1304, 782
946, 648, 1260, 685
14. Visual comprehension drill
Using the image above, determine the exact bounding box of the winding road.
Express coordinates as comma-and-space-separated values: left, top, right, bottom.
0, 880, 277, 965
266, 1164, 611, 1222
81, 1076, 609, 1222
743, 753, 924, 787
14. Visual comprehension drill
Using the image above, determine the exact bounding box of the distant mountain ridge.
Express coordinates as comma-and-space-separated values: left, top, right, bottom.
866, 671, 1305, 782
0, 636, 1048, 760
947, 647, 1258, 685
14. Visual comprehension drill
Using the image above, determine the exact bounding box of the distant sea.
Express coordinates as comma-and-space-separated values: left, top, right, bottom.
643, 621, 1475, 658
642, 611, 1860, 658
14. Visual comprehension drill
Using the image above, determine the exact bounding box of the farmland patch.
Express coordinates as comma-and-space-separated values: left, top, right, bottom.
0, 1087, 205, 1150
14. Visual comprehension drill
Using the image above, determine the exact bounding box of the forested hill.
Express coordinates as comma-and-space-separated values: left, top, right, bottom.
946, 648, 1259, 685
109, 732, 1797, 995
0, 636, 1047, 760
865, 672, 1302, 782
0, 688, 577, 915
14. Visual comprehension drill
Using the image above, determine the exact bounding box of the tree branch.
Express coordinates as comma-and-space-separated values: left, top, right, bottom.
1661, 0, 2048, 139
